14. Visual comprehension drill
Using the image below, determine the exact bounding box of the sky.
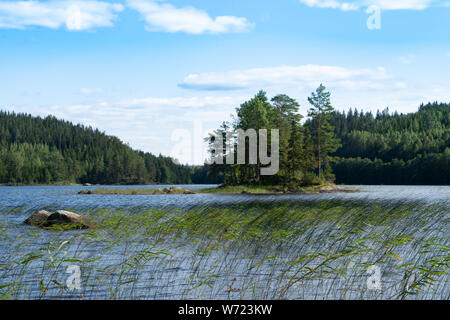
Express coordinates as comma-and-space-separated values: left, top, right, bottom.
0, 0, 449, 164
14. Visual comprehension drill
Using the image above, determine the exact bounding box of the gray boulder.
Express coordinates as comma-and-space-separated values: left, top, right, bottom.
45, 210, 92, 229
24, 210, 94, 230
24, 210, 52, 226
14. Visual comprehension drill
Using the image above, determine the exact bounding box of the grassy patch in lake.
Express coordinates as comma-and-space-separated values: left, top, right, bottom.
78, 186, 195, 195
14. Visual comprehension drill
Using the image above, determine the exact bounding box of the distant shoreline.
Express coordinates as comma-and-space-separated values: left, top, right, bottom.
0, 183, 215, 187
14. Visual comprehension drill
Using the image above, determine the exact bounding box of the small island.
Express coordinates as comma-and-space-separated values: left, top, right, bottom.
77, 184, 358, 195
78, 186, 196, 195
200, 184, 358, 194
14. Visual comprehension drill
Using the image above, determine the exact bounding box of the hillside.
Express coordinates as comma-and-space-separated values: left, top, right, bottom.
330, 102, 450, 185
0, 111, 193, 185
1, 102, 448, 186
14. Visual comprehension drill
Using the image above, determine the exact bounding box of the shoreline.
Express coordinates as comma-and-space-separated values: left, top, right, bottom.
77, 184, 360, 195
199, 184, 359, 195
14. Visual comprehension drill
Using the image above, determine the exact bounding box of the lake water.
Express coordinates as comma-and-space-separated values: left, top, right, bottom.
0, 185, 448, 300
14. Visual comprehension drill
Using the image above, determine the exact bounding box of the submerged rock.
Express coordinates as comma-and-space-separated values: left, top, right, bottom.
24, 210, 94, 230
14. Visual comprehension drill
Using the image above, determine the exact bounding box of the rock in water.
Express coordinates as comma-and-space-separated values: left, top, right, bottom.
24, 210, 52, 226
24, 210, 94, 230
45, 210, 92, 229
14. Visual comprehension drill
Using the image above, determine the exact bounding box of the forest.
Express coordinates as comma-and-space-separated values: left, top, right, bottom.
0, 111, 194, 185
206, 87, 449, 186
330, 102, 449, 185
0, 88, 448, 186
206, 85, 340, 187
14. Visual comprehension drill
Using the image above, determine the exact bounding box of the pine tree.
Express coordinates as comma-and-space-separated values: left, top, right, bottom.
307, 84, 341, 181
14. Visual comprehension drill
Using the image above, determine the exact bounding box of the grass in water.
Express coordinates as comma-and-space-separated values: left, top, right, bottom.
78, 187, 195, 195
0, 199, 448, 299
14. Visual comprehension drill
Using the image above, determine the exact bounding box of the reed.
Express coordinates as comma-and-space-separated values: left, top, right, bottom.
0, 199, 448, 299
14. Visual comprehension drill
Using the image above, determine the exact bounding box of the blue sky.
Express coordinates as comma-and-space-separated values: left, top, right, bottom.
1, 0, 449, 163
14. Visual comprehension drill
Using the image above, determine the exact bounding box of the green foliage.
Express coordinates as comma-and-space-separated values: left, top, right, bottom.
2, 199, 447, 299
206, 85, 340, 186
206, 93, 449, 186
330, 102, 450, 185
0, 111, 193, 185
1, 97, 448, 186
306, 84, 341, 180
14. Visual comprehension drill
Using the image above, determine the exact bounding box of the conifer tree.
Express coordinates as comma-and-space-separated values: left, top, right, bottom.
307, 84, 341, 180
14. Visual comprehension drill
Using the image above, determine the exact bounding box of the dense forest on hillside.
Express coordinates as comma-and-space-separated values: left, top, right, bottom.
0, 111, 193, 185
1, 96, 448, 186
206, 88, 449, 186
330, 102, 449, 185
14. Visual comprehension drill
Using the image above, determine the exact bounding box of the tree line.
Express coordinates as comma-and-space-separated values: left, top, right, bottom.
0, 111, 193, 185
329, 102, 449, 185
1, 90, 448, 186
205, 88, 449, 186
206, 84, 340, 186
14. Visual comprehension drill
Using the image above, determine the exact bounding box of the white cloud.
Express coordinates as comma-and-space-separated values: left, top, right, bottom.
127, 0, 253, 34
179, 64, 390, 91
367, 0, 437, 10
299, 0, 359, 11
299, 0, 443, 10
0, 1, 123, 30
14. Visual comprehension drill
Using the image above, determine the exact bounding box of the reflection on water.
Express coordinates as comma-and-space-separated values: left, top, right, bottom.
0, 185, 448, 300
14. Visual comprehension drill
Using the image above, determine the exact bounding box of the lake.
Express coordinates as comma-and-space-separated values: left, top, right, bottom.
0, 185, 448, 299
